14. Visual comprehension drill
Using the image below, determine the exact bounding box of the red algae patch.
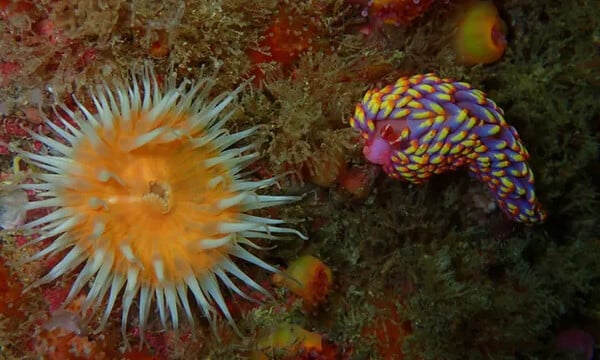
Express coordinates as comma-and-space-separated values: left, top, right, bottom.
0, 258, 25, 318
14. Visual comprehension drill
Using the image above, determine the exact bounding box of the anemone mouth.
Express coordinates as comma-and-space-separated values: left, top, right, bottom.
143, 180, 172, 214
18, 65, 306, 340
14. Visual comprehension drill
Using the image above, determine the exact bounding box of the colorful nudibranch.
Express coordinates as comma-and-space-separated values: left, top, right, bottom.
349, 73, 546, 224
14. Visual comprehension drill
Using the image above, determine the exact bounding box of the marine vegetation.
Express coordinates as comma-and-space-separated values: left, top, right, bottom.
0, 0, 599, 359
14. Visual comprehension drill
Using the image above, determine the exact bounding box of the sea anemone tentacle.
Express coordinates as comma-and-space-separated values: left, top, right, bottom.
17, 64, 306, 339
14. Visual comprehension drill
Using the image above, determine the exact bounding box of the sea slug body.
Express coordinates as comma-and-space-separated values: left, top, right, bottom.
349, 73, 546, 224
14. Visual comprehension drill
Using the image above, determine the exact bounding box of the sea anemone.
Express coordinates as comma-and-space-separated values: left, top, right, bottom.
17, 64, 306, 338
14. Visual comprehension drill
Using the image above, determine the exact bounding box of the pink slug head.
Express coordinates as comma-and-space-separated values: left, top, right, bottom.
363, 135, 393, 166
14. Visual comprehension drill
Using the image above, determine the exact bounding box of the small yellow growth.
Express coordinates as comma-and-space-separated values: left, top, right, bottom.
252, 324, 323, 360
454, 1, 507, 66
272, 255, 333, 307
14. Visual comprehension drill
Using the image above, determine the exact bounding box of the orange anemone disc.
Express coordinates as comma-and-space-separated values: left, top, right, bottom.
19, 65, 306, 340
